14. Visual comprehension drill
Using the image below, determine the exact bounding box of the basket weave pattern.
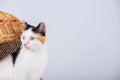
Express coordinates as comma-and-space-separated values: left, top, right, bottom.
0, 11, 23, 60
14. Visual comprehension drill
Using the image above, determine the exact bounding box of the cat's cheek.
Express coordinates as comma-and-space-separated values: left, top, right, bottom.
21, 44, 24, 48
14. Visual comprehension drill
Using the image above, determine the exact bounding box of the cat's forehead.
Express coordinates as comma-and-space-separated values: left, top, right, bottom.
22, 28, 36, 36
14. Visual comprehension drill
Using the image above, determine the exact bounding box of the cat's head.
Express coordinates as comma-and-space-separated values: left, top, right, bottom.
21, 21, 46, 51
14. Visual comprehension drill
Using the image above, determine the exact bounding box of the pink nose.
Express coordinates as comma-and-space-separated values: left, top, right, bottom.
24, 41, 29, 46
24, 43, 28, 46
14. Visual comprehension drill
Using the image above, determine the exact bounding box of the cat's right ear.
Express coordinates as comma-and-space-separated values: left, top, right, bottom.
22, 20, 28, 30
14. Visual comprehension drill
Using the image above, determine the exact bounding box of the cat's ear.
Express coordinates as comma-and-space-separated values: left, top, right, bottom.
22, 20, 28, 30
37, 22, 46, 36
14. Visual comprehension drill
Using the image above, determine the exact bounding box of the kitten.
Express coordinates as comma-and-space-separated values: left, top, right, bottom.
14, 21, 48, 80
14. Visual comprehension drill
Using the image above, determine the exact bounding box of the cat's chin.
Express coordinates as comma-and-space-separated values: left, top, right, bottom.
24, 46, 30, 50
23, 46, 37, 51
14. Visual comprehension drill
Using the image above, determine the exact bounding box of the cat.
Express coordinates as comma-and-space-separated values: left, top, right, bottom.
14, 21, 48, 80
0, 21, 48, 80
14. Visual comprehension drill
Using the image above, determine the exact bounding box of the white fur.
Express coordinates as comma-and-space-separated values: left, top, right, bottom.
15, 28, 48, 80
0, 55, 15, 80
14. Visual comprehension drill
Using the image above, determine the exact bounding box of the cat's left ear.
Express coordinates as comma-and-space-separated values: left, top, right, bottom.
22, 20, 28, 30
37, 22, 46, 36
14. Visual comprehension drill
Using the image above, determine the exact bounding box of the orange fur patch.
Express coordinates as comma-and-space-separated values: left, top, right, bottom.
36, 36, 46, 44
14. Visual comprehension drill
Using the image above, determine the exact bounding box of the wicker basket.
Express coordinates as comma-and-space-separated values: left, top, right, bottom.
0, 11, 23, 60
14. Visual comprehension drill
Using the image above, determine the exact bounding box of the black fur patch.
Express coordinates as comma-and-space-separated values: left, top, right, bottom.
32, 28, 45, 36
11, 47, 21, 65
25, 24, 45, 36
24, 24, 35, 30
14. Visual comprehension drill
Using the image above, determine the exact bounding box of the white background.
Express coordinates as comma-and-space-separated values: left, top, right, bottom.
0, 0, 120, 80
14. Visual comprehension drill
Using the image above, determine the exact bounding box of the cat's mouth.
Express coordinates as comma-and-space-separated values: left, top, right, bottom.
25, 47, 29, 49
23, 43, 29, 49
24, 46, 30, 49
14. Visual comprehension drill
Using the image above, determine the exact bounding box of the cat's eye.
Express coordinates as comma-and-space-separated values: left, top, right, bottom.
30, 37, 35, 41
23, 36, 25, 39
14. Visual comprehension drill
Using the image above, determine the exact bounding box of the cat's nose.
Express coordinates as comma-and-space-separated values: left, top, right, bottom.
24, 43, 28, 46
24, 41, 29, 46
